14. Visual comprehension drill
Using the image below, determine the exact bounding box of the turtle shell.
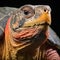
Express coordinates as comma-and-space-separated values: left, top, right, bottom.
0, 7, 17, 39
48, 27, 60, 49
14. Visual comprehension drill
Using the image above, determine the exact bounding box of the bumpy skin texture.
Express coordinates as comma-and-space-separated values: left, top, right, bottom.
0, 5, 60, 60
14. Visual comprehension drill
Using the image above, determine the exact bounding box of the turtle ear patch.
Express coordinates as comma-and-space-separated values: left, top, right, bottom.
18, 18, 26, 27
11, 18, 26, 31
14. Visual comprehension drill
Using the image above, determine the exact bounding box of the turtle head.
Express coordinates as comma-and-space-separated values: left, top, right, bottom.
7, 4, 51, 50
11, 5, 51, 31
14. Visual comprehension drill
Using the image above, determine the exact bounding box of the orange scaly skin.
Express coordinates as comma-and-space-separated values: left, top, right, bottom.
3, 16, 12, 60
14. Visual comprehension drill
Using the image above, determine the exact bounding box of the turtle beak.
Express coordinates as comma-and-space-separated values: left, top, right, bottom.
36, 12, 51, 25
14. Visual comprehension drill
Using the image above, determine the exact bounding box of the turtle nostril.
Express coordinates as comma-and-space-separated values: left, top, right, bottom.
44, 9, 46, 12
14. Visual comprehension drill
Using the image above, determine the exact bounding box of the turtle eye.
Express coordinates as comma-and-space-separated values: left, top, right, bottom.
21, 6, 35, 18
24, 10, 30, 15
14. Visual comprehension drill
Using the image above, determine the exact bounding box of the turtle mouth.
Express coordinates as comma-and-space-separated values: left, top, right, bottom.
13, 22, 49, 32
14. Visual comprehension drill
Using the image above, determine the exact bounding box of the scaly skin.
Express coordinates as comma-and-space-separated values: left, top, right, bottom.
1, 5, 60, 60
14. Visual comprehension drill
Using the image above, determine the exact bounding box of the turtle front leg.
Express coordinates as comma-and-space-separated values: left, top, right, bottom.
45, 48, 60, 60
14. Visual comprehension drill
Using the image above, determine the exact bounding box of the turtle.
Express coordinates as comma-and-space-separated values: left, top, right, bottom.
0, 5, 60, 60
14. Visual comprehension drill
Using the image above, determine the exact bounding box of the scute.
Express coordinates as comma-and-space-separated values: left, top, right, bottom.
48, 27, 60, 49
0, 7, 17, 38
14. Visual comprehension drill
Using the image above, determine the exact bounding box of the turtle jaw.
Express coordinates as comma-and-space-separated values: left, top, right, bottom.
12, 24, 48, 42
10, 24, 48, 52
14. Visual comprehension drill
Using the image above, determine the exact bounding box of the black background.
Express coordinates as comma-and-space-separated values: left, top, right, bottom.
0, 0, 60, 37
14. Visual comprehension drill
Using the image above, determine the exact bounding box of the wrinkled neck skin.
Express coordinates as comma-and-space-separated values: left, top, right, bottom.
2, 16, 48, 60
